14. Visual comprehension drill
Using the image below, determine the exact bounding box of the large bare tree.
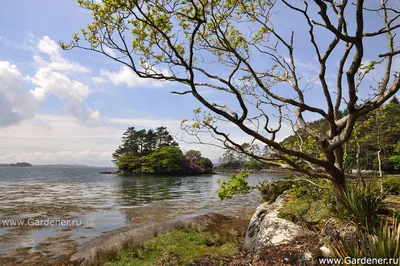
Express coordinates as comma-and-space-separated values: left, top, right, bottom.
63, 0, 400, 190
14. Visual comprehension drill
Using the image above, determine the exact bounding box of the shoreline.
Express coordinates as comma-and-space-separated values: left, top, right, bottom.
99, 171, 217, 175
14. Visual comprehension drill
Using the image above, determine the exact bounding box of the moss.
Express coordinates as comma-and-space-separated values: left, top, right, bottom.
276, 178, 334, 229
101, 229, 239, 266
278, 191, 332, 228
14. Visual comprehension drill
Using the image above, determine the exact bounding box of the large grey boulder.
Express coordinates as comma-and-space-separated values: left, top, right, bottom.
244, 193, 315, 251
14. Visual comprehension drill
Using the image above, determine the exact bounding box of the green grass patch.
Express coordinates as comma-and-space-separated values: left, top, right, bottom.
101, 229, 239, 266
383, 177, 400, 195
268, 178, 334, 229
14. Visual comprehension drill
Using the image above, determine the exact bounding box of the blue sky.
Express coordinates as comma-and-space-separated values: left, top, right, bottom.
0, 1, 398, 166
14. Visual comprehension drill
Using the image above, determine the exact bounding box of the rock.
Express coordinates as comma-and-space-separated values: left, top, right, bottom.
319, 245, 331, 257
99, 171, 118, 174
244, 193, 316, 251
304, 251, 314, 265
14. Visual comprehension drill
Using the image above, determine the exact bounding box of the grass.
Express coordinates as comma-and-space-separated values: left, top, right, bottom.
101, 229, 239, 266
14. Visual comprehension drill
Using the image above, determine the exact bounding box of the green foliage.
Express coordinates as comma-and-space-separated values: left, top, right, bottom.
216, 172, 252, 200
333, 181, 386, 231
277, 178, 334, 228
114, 154, 142, 173
113, 127, 213, 174
279, 195, 332, 228
184, 150, 202, 161
102, 229, 238, 266
244, 158, 269, 171
183, 150, 214, 173
383, 177, 400, 195
141, 146, 184, 174
324, 220, 400, 265
390, 141, 400, 170
347, 101, 400, 172
257, 178, 294, 203
113, 126, 177, 161
280, 100, 400, 173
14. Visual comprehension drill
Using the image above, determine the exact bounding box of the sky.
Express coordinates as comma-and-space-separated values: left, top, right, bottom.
0, 1, 398, 166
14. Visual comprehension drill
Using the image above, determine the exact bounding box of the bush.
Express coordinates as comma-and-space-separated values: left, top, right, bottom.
276, 177, 334, 228
333, 181, 386, 232
383, 177, 400, 195
257, 178, 294, 203
216, 172, 252, 200
324, 219, 400, 264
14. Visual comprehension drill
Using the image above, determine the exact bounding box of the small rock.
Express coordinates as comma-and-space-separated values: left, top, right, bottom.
319, 245, 331, 257
304, 251, 313, 263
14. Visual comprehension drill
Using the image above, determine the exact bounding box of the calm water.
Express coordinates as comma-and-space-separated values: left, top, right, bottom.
0, 166, 283, 257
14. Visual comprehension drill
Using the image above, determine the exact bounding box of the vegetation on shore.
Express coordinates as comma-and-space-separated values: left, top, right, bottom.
101, 230, 237, 266
113, 127, 213, 175
94, 215, 249, 266
217, 171, 400, 261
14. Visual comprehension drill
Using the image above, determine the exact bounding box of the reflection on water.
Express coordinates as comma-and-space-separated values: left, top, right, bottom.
0, 166, 284, 256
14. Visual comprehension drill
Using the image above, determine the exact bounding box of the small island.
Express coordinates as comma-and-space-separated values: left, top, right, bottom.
113, 126, 214, 175
0, 162, 32, 167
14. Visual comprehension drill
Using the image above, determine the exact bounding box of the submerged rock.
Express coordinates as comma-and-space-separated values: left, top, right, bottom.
244, 193, 315, 251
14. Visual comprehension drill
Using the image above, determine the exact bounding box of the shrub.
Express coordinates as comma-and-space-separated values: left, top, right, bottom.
257, 178, 294, 203
276, 177, 334, 228
332, 180, 386, 232
324, 219, 400, 265
383, 177, 400, 195
216, 172, 252, 200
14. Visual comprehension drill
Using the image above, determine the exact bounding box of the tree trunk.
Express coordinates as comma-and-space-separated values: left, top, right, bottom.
332, 172, 346, 193
326, 164, 346, 193
377, 149, 383, 192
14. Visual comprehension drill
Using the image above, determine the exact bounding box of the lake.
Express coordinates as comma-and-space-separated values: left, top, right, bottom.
0, 166, 284, 262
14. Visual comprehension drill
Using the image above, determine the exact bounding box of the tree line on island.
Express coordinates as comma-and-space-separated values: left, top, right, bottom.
113, 126, 213, 175
0, 162, 32, 167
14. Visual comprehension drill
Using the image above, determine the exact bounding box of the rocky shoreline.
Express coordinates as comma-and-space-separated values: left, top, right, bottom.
69, 194, 331, 266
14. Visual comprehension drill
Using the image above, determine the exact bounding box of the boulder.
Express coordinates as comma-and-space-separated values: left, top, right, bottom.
244, 193, 316, 251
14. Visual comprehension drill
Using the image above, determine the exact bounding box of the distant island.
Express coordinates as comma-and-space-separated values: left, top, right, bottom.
0, 162, 32, 167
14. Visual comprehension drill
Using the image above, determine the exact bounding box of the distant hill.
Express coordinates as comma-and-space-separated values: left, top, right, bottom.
35, 164, 97, 168
0, 162, 32, 167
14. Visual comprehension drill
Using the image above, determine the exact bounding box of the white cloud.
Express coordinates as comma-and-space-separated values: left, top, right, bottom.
27, 67, 91, 118
110, 117, 181, 128
100, 66, 167, 88
91, 76, 107, 84
34, 36, 90, 73
0, 61, 41, 127
0, 36, 106, 127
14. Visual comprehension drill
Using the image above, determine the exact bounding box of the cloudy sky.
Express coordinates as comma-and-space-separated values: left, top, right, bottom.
0, 1, 398, 166
0, 1, 252, 166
